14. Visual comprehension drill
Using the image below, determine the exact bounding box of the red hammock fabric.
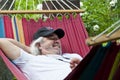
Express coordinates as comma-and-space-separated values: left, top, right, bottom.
22, 14, 90, 57
64, 42, 120, 80
3, 16, 14, 38
0, 14, 90, 80
0, 50, 28, 80
1, 15, 28, 80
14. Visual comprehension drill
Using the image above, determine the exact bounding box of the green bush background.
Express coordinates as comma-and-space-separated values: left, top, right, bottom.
14, 0, 120, 36
81, 0, 120, 36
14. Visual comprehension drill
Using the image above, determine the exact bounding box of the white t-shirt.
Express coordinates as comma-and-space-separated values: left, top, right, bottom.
12, 49, 82, 80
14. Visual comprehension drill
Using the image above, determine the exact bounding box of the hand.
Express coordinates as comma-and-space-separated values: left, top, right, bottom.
70, 58, 81, 70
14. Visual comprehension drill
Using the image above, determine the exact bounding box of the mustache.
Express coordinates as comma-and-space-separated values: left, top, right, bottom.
52, 42, 60, 48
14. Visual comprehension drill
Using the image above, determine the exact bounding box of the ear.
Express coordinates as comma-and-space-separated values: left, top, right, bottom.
30, 37, 43, 55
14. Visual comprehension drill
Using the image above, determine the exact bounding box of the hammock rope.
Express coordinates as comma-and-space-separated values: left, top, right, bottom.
49, 0, 60, 17
17, 0, 22, 10
9, 0, 15, 10
44, 0, 55, 18
0, 0, 84, 15
50, 0, 58, 10
61, 0, 73, 10
0, 0, 9, 10
66, 0, 80, 9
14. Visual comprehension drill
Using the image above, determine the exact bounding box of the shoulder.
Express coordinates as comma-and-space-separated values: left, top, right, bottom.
12, 49, 35, 62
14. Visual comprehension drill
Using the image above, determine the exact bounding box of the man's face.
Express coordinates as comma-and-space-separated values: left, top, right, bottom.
40, 33, 62, 55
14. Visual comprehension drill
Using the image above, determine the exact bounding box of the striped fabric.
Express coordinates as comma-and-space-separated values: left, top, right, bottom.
3, 16, 14, 38
0, 14, 90, 80
0, 15, 28, 80
65, 44, 101, 80
15, 17, 25, 44
79, 43, 111, 80
12, 16, 25, 44
113, 63, 120, 80
11, 16, 19, 41
21, 14, 90, 57
94, 43, 120, 80
65, 42, 120, 80
0, 16, 5, 37
108, 52, 120, 80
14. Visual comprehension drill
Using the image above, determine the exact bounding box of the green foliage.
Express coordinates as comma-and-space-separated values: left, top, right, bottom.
13, 0, 120, 36
81, 0, 120, 36
0, 58, 14, 80
14, 0, 43, 20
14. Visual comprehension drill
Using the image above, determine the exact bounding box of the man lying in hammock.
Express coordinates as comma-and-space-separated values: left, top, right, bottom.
0, 27, 82, 80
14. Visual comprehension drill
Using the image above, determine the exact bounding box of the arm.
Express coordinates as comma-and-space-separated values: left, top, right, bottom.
7, 38, 30, 53
0, 38, 30, 60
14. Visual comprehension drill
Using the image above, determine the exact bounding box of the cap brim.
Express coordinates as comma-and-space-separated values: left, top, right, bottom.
54, 29, 65, 39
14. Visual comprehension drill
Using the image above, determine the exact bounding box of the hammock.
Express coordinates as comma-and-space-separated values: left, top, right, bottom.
1, 0, 120, 80
0, 0, 89, 80
0, 14, 90, 79
1, 12, 120, 80
65, 42, 120, 80
65, 20, 120, 80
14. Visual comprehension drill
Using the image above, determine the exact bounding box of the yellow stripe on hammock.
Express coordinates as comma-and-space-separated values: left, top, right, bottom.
11, 16, 17, 40
15, 17, 25, 44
